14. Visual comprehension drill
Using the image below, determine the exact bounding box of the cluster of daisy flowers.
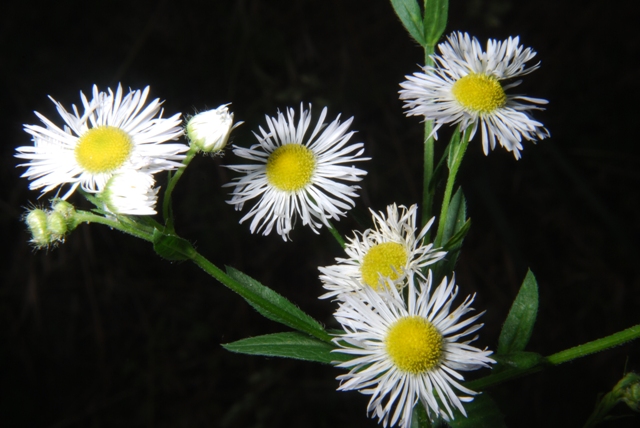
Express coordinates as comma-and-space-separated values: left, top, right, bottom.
15, 84, 188, 215
320, 204, 495, 427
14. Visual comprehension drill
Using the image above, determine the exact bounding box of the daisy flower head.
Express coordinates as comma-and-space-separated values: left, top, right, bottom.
16, 84, 187, 199
333, 272, 495, 427
225, 103, 369, 241
399, 31, 550, 159
319, 204, 446, 300
100, 170, 159, 216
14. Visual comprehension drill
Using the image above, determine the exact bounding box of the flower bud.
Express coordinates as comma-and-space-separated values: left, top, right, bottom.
47, 211, 68, 236
101, 170, 159, 215
25, 208, 50, 247
186, 104, 240, 152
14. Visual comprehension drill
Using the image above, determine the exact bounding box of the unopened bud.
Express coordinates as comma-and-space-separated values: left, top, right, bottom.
25, 209, 50, 247
186, 104, 241, 152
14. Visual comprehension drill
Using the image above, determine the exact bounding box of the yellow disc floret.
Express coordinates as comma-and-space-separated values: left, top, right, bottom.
360, 242, 408, 290
385, 315, 443, 374
266, 144, 316, 191
451, 73, 507, 114
75, 126, 133, 173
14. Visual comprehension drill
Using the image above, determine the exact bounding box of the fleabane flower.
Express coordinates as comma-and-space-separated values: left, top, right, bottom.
319, 204, 446, 300
186, 104, 242, 153
333, 272, 494, 427
400, 31, 549, 159
16, 84, 187, 199
100, 170, 159, 215
225, 103, 369, 241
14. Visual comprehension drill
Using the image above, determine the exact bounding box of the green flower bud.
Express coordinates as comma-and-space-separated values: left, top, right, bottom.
47, 211, 68, 236
25, 209, 51, 247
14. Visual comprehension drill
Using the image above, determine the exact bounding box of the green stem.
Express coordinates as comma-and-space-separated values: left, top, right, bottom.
547, 324, 640, 365
75, 210, 155, 242
466, 325, 640, 391
434, 128, 469, 248
421, 44, 436, 231
327, 220, 346, 249
163, 145, 199, 233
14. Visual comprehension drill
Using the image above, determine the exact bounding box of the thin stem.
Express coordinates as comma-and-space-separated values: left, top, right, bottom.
74, 210, 155, 242
547, 324, 640, 365
163, 145, 199, 232
327, 220, 346, 249
421, 44, 436, 231
434, 129, 470, 248
466, 324, 640, 391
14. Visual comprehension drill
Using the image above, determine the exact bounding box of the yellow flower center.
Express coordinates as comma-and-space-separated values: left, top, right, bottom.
451, 73, 507, 113
360, 242, 408, 290
266, 144, 316, 191
385, 315, 443, 374
75, 126, 133, 174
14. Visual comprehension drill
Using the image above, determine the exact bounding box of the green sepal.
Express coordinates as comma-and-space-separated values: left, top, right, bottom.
222, 331, 349, 364
152, 228, 197, 261
225, 267, 331, 342
390, 0, 427, 46
423, 0, 448, 45
447, 393, 506, 428
497, 269, 539, 354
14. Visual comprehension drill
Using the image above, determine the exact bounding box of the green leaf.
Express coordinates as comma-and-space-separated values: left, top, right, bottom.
390, 0, 426, 46
152, 228, 197, 261
441, 187, 466, 246
446, 128, 462, 170
222, 332, 349, 364
225, 267, 331, 342
447, 393, 506, 428
432, 187, 469, 281
423, 0, 449, 45
497, 269, 539, 354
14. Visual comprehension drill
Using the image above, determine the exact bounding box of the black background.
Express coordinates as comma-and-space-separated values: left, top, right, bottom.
1, 1, 639, 427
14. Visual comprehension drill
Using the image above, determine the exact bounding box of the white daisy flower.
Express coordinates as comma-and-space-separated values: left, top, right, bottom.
399, 31, 550, 159
16, 84, 187, 199
225, 103, 369, 241
333, 272, 494, 427
319, 204, 446, 300
100, 170, 159, 216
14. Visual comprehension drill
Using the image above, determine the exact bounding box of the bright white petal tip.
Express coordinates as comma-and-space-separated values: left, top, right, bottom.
225, 103, 369, 241
399, 31, 550, 159
16, 84, 187, 199
332, 272, 495, 427
319, 203, 446, 300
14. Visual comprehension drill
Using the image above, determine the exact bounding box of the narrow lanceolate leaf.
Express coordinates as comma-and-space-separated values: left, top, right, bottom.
225, 267, 331, 342
222, 332, 349, 365
423, 0, 449, 46
152, 229, 197, 261
447, 393, 506, 428
433, 187, 469, 281
441, 186, 467, 247
498, 269, 539, 354
390, 0, 426, 46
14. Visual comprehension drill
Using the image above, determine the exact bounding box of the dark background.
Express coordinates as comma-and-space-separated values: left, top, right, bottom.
1, 0, 639, 427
